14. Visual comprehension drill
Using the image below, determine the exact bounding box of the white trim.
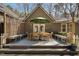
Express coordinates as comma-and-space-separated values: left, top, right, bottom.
33, 24, 39, 32
61, 23, 67, 32
40, 24, 45, 32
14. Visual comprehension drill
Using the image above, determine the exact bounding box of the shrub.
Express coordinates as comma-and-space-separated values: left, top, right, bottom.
58, 32, 67, 36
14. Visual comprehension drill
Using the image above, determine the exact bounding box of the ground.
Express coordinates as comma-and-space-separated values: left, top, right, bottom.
6, 38, 67, 46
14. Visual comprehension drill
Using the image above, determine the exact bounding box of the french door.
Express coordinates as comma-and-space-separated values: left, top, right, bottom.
33, 24, 45, 32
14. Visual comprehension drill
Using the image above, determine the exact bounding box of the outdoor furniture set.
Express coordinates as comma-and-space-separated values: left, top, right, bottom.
27, 32, 52, 41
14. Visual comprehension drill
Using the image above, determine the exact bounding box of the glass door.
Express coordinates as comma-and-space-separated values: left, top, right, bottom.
33, 24, 45, 32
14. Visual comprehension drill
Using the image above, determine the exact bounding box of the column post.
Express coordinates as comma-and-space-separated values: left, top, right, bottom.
3, 12, 7, 44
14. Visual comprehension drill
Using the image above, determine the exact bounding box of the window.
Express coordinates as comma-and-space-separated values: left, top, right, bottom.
68, 23, 72, 32
61, 24, 67, 32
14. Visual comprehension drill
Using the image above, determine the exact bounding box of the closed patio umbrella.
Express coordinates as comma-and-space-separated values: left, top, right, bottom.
30, 17, 50, 24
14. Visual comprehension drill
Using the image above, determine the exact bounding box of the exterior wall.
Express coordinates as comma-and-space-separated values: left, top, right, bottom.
66, 23, 78, 35
0, 13, 4, 35
0, 23, 4, 35
0, 13, 17, 36
6, 16, 11, 36
0, 14, 19, 36
66, 23, 72, 33
9, 18, 19, 36
0, 13, 4, 23
75, 23, 79, 35
67, 23, 69, 32
58, 22, 72, 33
54, 22, 73, 33
0, 38, 1, 45
24, 22, 33, 33
0, 6, 19, 45
17, 22, 26, 34
24, 22, 61, 33
61, 22, 79, 35
0, 13, 4, 45
45, 23, 61, 32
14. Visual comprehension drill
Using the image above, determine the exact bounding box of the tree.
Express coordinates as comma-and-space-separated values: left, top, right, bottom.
22, 3, 36, 16
7, 5, 13, 10
47, 3, 53, 15
62, 3, 78, 44
54, 4, 61, 17
76, 3, 79, 17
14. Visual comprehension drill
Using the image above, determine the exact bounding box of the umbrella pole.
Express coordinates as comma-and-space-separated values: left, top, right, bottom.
39, 24, 41, 40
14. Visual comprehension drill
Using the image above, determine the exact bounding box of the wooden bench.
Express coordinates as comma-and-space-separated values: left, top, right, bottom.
52, 34, 68, 43
6, 34, 27, 44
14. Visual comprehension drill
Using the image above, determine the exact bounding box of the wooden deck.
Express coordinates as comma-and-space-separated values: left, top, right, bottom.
0, 34, 79, 55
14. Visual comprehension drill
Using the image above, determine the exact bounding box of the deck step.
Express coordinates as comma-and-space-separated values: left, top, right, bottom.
3, 45, 68, 49
0, 49, 78, 55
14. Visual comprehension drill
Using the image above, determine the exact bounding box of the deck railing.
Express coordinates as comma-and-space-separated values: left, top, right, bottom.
52, 34, 68, 44
6, 33, 27, 44
0, 33, 8, 48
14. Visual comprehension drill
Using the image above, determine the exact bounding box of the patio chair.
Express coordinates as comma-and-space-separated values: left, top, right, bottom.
40, 32, 51, 41
31, 32, 39, 40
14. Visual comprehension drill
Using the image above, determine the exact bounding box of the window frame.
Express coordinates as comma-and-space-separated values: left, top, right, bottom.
61, 23, 67, 32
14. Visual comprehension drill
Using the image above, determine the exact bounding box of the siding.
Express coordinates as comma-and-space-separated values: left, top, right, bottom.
45, 23, 61, 32
75, 23, 79, 35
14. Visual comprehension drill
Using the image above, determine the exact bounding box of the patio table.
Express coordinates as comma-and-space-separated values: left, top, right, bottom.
28, 32, 52, 40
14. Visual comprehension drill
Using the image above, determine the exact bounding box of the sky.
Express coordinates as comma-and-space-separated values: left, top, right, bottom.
8, 3, 16, 8
5, 3, 38, 13
5, 3, 51, 13
4, 3, 58, 17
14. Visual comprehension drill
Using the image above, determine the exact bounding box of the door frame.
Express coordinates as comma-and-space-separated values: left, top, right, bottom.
33, 24, 45, 32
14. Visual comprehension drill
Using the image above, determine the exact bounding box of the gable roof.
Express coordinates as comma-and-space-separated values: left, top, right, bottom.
0, 3, 19, 19
55, 17, 79, 23
24, 5, 56, 23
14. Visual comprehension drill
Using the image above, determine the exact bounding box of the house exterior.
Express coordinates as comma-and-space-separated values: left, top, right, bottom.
19, 5, 79, 35
0, 4, 79, 45
20, 5, 60, 34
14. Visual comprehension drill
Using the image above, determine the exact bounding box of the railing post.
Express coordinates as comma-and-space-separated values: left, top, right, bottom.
0, 34, 3, 49
75, 35, 79, 50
